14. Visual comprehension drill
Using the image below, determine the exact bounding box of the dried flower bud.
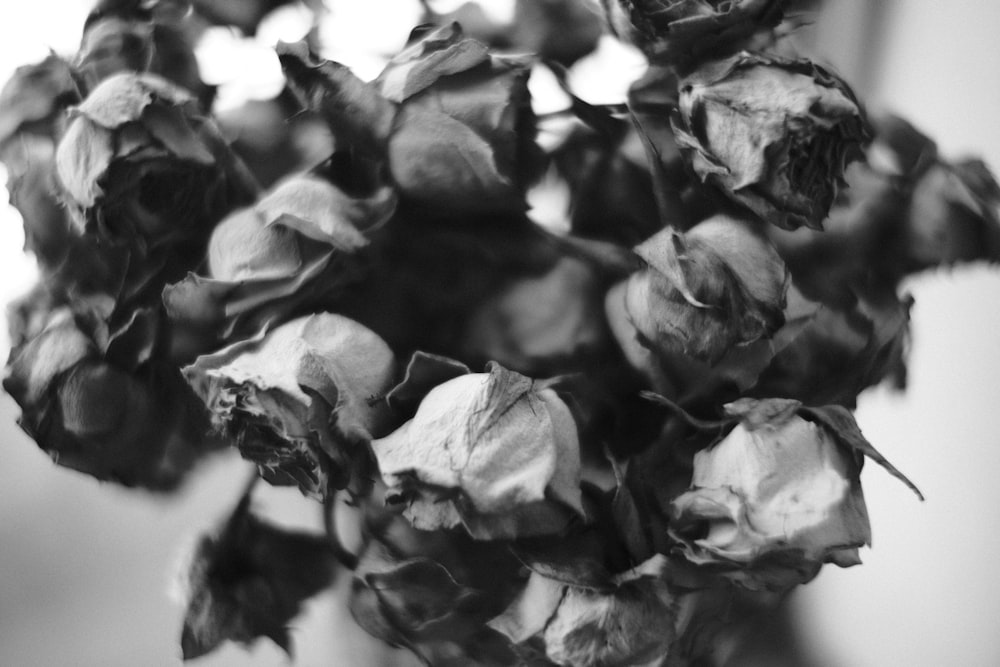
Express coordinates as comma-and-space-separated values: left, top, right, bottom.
372, 363, 585, 540
55, 72, 255, 253
184, 313, 396, 499
671, 399, 875, 590
376, 23, 541, 215
624, 215, 788, 363
672, 52, 869, 230
903, 159, 1000, 270
605, 0, 790, 66
490, 555, 676, 666
3, 307, 217, 489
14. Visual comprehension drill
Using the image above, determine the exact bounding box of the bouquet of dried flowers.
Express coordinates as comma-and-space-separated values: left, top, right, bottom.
2, 0, 997, 664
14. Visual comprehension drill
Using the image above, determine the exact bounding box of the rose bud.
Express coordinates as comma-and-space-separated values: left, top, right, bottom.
603, 0, 790, 67
164, 170, 394, 358
902, 158, 1000, 271
179, 485, 336, 659
4, 307, 218, 490
622, 214, 788, 364
349, 510, 524, 664
371, 363, 585, 540
672, 52, 870, 230
670, 398, 920, 591
183, 313, 397, 499
374, 23, 542, 216
55, 72, 256, 261
78, 0, 212, 107
490, 555, 676, 666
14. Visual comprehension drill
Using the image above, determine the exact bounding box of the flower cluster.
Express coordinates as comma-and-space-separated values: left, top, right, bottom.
2, 1, 995, 665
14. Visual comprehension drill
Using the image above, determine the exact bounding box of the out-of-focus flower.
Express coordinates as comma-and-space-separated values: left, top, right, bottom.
163, 168, 393, 357
490, 555, 676, 666
622, 215, 788, 364
604, 0, 790, 66
278, 23, 542, 217
459, 255, 610, 375
193, 0, 324, 36
372, 363, 585, 540
349, 510, 524, 664
376, 23, 541, 215
183, 313, 396, 499
672, 52, 869, 230
751, 283, 912, 407
79, 0, 212, 107
3, 306, 218, 490
179, 483, 336, 659
670, 398, 918, 590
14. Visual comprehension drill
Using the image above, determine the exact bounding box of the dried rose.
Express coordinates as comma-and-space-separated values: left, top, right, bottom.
349, 510, 523, 664
902, 158, 1000, 271
78, 0, 211, 106
179, 484, 336, 659
371, 363, 585, 540
163, 169, 394, 357
751, 284, 911, 407
604, 0, 790, 66
672, 52, 870, 230
183, 313, 396, 499
375, 23, 541, 215
490, 555, 676, 666
3, 306, 217, 489
670, 398, 920, 590
623, 214, 788, 364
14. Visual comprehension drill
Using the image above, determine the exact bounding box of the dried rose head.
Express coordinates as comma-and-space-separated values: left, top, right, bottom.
672, 52, 870, 230
183, 313, 396, 499
604, 0, 790, 66
670, 398, 919, 590
622, 214, 788, 364
55, 72, 255, 253
371, 363, 585, 540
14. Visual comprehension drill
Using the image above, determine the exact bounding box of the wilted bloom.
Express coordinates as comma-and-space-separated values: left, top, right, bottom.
903, 158, 1000, 271
349, 510, 524, 664
622, 214, 788, 364
670, 398, 918, 590
371, 363, 585, 540
163, 170, 394, 357
376, 23, 540, 214
55, 72, 255, 259
604, 0, 790, 66
78, 0, 211, 106
672, 52, 869, 230
490, 555, 676, 666
3, 306, 217, 490
179, 485, 336, 659
183, 313, 396, 499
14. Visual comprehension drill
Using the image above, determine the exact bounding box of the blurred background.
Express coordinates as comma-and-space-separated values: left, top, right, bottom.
1, 1, 999, 665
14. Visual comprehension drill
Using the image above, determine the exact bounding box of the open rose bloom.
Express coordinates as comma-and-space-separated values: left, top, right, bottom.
1, 1, 983, 664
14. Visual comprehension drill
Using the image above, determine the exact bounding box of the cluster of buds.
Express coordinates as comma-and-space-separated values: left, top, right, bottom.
2, 1, 996, 665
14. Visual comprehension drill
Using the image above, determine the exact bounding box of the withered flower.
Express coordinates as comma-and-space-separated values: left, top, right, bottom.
3, 306, 217, 490
371, 363, 585, 540
672, 52, 870, 230
670, 398, 920, 590
490, 555, 676, 666
56, 72, 254, 249
163, 169, 394, 356
183, 313, 396, 499
622, 214, 788, 364
604, 0, 790, 66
